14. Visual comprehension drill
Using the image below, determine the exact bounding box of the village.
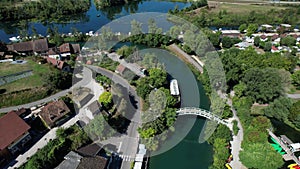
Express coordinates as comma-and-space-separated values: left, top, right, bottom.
1, 21, 300, 169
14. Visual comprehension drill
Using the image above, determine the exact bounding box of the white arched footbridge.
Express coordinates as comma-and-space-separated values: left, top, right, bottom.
176, 107, 229, 125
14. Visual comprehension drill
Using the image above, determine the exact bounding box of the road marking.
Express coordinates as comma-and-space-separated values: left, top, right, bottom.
118, 142, 123, 153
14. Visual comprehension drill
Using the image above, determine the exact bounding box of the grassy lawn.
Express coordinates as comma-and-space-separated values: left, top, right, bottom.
0, 60, 55, 93
0, 62, 31, 77
208, 3, 287, 14
250, 104, 267, 115
0, 58, 60, 108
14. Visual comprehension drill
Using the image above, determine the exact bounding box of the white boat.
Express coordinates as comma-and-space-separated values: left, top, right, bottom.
9, 37, 18, 42
170, 79, 180, 96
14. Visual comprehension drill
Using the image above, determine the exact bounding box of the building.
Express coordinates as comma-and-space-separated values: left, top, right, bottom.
86, 100, 108, 117
133, 144, 147, 169
38, 100, 70, 128
115, 64, 127, 75
7, 38, 49, 55
48, 48, 61, 60
9, 108, 31, 119
0, 112, 31, 165
55, 151, 83, 169
46, 57, 71, 72
73, 87, 94, 108
77, 156, 107, 169
220, 30, 240, 38
59, 43, 81, 58
76, 143, 103, 157
260, 24, 274, 32
56, 147, 108, 169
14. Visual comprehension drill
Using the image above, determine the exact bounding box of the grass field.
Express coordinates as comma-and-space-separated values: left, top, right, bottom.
208, 3, 288, 14
0, 62, 31, 77
0, 59, 55, 93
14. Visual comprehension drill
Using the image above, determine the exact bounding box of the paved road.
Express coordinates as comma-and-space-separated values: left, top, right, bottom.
107, 52, 146, 77
287, 93, 300, 99
227, 98, 247, 169
86, 65, 141, 169
0, 67, 92, 113
168, 44, 204, 73
7, 67, 99, 169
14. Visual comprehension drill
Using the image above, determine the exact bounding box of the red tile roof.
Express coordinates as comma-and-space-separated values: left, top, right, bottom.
116, 64, 126, 74
59, 43, 71, 53
0, 112, 30, 150
46, 57, 66, 70
39, 100, 70, 128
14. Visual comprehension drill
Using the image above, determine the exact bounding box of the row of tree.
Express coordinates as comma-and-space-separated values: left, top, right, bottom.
0, 0, 90, 21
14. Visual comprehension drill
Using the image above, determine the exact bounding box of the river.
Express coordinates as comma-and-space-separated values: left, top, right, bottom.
0, 0, 190, 43
0, 0, 214, 168
138, 49, 213, 169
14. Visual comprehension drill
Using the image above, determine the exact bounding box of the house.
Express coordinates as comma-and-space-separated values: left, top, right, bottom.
234, 41, 251, 50
73, 87, 94, 108
220, 30, 240, 38
46, 57, 71, 72
0, 112, 31, 165
33, 38, 49, 55
86, 100, 107, 117
55, 151, 83, 169
59, 43, 81, 57
260, 34, 268, 41
59, 43, 72, 57
9, 108, 31, 119
7, 38, 49, 55
271, 46, 279, 53
260, 24, 273, 32
56, 149, 107, 169
77, 156, 108, 169
48, 48, 61, 60
115, 64, 127, 75
76, 143, 103, 157
71, 44, 81, 54
38, 100, 70, 128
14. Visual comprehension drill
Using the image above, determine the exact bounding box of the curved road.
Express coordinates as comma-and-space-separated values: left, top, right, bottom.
86, 65, 141, 169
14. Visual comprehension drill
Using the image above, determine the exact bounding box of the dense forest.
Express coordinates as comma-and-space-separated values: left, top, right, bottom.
0, 0, 90, 21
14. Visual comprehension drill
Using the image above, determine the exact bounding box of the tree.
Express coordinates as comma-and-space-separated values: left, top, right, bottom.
148, 68, 167, 88
246, 24, 258, 36
264, 97, 293, 122
240, 143, 284, 169
221, 36, 233, 48
131, 19, 142, 35
44, 71, 72, 92
148, 18, 162, 34
254, 36, 260, 47
239, 24, 247, 33
99, 91, 113, 107
264, 41, 272, 52
242, 68, 283, 103
280, 36, 296, 47
292, 71, 300, 89
208, 32, 220, 47
289, 100, 300, 128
